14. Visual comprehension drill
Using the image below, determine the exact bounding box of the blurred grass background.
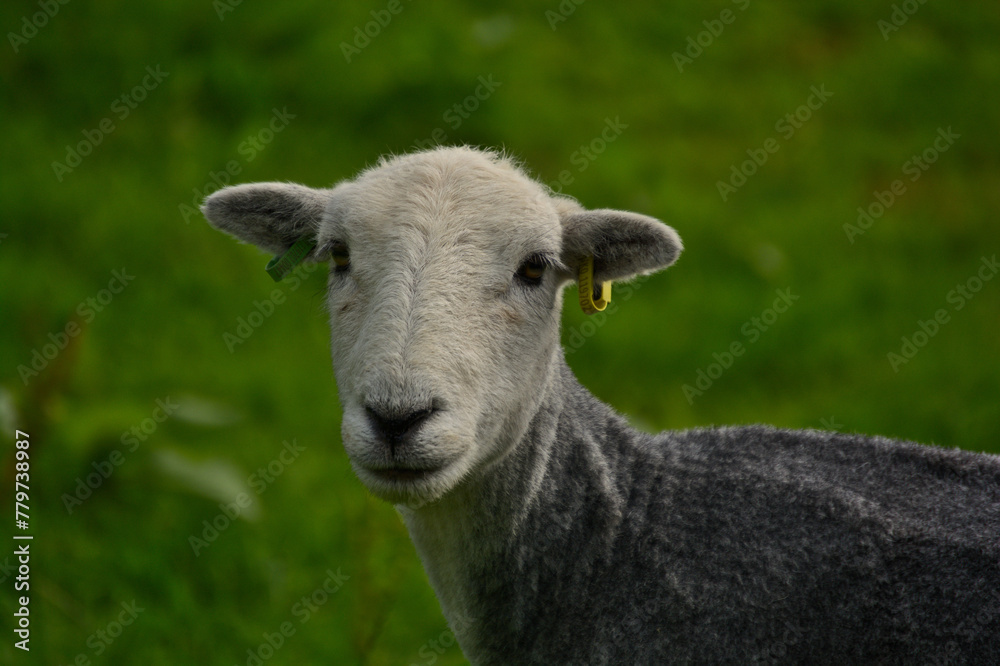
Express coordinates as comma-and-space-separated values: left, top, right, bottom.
1, 0, 998, 664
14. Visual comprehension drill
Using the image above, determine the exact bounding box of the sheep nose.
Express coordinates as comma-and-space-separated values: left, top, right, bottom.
365, 404, 435, 448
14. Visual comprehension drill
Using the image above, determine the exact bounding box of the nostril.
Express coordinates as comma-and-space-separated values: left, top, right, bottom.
365, 405, 436, 445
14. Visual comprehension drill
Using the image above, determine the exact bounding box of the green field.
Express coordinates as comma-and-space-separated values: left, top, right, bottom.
2, 1, 998, 663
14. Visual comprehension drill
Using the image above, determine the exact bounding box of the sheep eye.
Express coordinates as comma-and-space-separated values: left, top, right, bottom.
516, 255, 547, 286
330, 242, 350, 272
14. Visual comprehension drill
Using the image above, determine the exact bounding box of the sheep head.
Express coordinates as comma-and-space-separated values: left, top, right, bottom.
202, 147, 681, 505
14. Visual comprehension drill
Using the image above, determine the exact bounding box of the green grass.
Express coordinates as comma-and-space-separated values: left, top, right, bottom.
1, 0, 998, 663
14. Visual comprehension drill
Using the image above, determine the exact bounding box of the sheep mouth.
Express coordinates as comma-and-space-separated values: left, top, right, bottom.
366, 466, 441, 483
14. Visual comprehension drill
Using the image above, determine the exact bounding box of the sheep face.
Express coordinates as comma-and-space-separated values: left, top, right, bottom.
317, 157, 569, 505
202, 147, 681, 505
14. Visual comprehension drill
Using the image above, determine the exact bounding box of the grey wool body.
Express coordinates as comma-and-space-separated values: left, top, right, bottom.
201, 146, 1000, 664
447, 359, 1000, 663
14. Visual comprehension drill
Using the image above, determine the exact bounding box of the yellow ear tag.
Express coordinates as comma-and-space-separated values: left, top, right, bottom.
578, 256, 611, 314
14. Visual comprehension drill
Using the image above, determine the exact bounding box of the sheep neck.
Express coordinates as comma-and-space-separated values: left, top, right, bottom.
396, 353, 624, 656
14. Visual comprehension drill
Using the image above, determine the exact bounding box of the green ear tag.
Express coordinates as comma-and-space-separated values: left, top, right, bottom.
265, 237, 317, 282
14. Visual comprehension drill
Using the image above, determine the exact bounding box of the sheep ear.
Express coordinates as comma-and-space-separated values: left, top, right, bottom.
560, 208, 682, 283
201, 182, 331, 257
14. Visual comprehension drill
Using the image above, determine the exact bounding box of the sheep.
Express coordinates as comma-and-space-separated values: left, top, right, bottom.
202, 146, 1000, 664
